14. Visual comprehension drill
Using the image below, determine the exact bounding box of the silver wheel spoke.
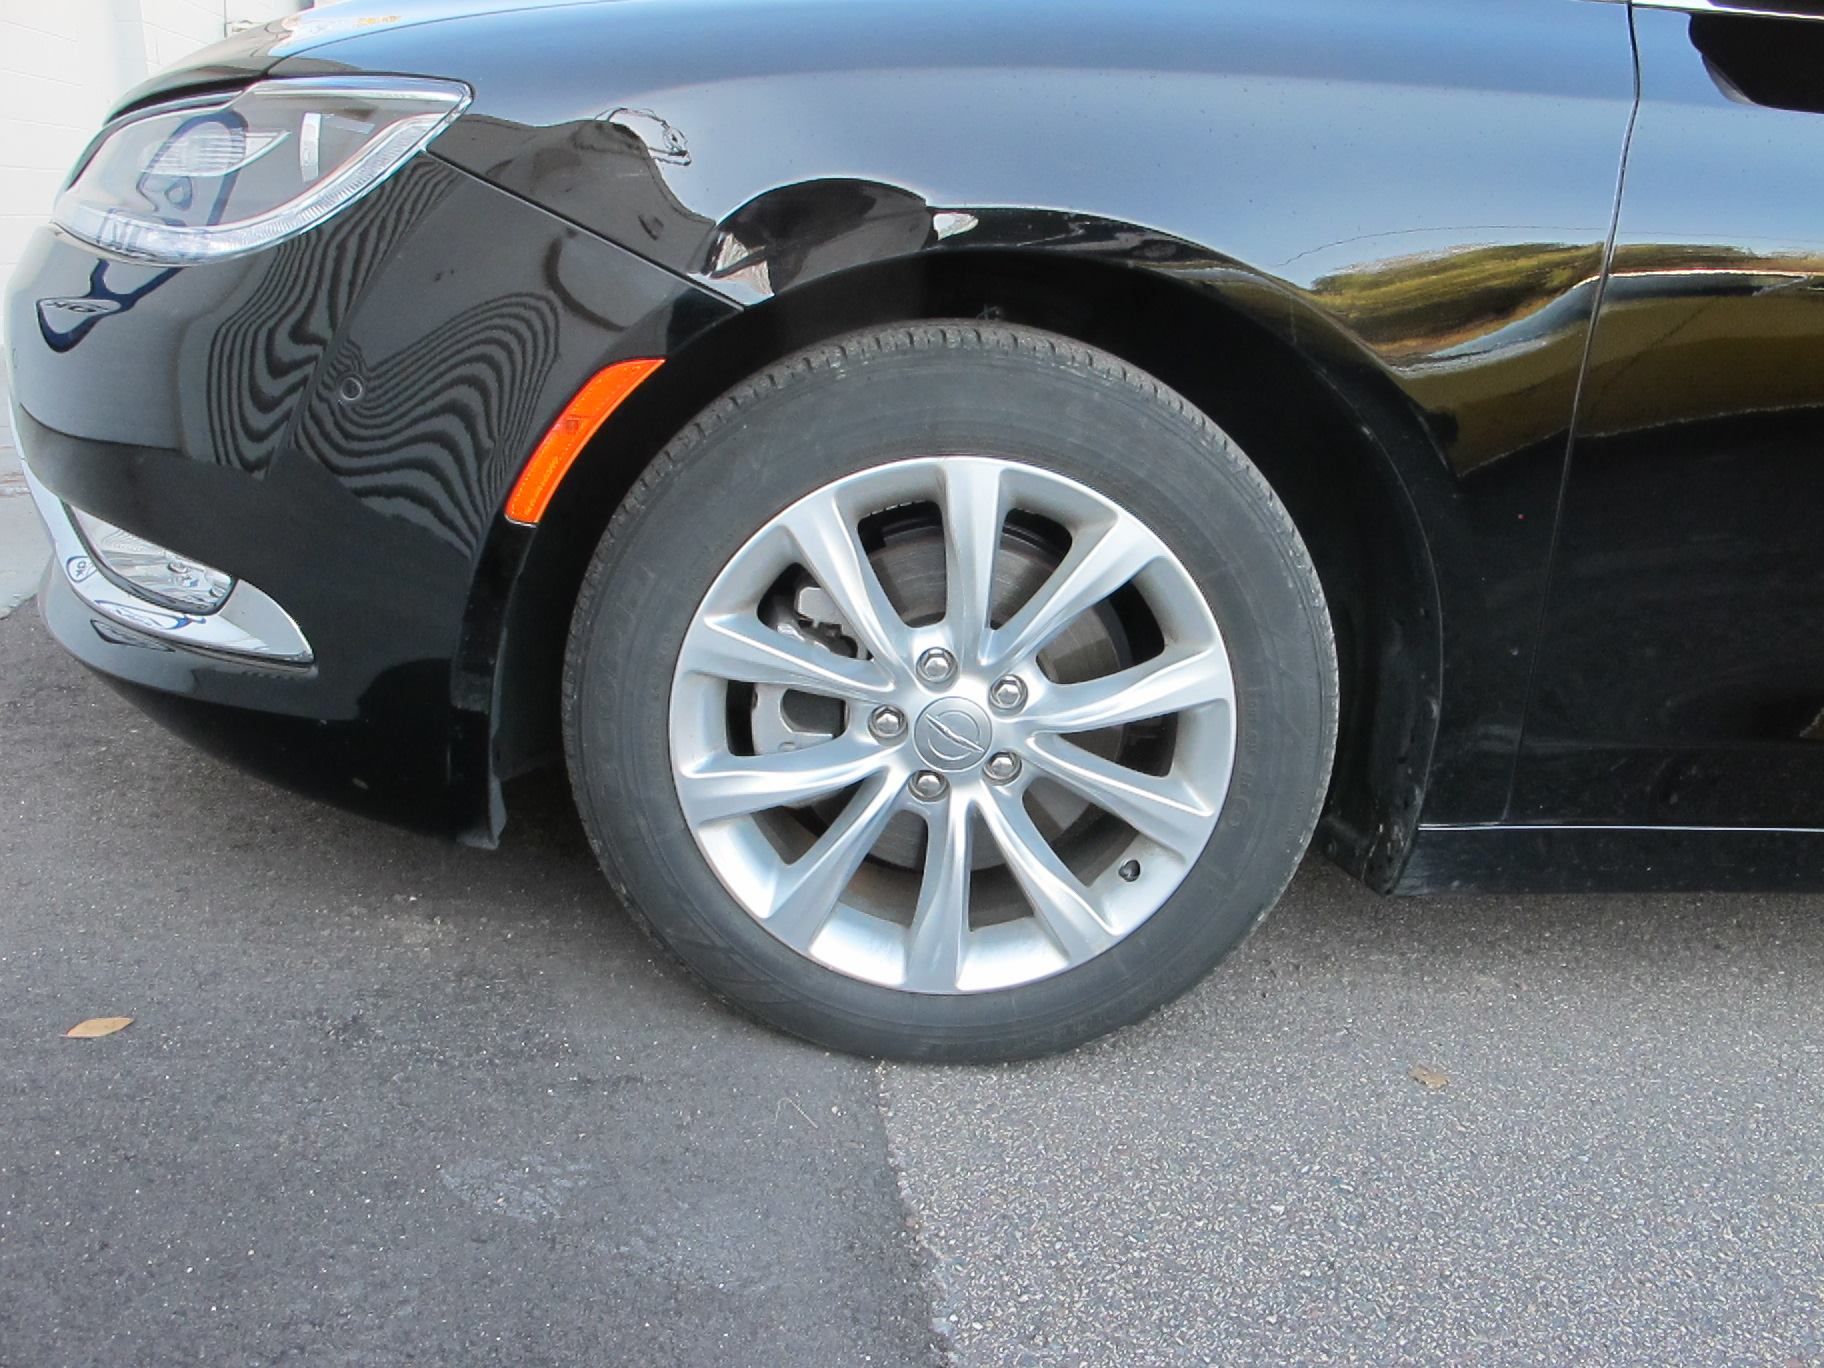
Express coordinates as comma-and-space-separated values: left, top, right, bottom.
781, 489, 911, 667
986, 515, 1159, 669
1024, 736, 1214, 859
940, 459, 1005, 665
763, 774, 904, 946
904, 792, 974, 990
1029, 646, 1231, 733
979, 788, 1118, 962
682, 613, 896, 703
677, 734, 888, 823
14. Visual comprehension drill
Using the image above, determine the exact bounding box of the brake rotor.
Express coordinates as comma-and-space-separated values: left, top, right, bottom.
749, 510, 1130, 870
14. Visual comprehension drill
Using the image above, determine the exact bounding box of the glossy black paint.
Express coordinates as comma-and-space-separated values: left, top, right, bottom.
282, 0, 1637, 879
9, 158, 731, 838
1513, 5, 1824, 830
9, 0, 1824, 889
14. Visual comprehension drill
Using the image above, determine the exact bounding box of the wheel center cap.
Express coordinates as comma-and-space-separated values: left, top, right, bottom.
914, 698, 994, 772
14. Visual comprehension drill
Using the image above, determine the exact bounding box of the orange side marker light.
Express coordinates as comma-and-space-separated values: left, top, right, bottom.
504, 357, 664, 525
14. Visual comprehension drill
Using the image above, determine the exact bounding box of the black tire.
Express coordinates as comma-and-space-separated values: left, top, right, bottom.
562, 322, 1336, 1061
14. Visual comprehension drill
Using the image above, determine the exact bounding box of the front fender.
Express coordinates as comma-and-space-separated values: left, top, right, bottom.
290, 0, 1634, 481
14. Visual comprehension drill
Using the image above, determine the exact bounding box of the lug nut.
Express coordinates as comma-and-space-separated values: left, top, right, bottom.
983, 752, 1022, 785
909, 771, 949, 802
916, 648, 957, 684
869, 706, 907, 740
989, 675, 1027, 711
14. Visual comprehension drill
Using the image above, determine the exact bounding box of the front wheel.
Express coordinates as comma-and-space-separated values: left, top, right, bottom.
563, 323, 1336, 1061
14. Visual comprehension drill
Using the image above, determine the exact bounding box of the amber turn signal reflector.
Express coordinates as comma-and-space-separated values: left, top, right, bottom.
504, 357, 664, 525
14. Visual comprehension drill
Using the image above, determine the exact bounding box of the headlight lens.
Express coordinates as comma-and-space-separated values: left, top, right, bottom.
70, 507, 235, 614
53, 76, 470, 264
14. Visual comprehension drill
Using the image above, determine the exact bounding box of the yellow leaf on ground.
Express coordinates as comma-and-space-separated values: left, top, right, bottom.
64, 1016, 133, 1039
1409, 1064, 1448, 1090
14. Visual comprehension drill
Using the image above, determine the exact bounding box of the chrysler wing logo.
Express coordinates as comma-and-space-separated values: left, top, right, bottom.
915, 700, 993, 771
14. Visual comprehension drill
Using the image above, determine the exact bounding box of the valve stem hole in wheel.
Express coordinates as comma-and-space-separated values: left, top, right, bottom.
563, 323, 1337, 1060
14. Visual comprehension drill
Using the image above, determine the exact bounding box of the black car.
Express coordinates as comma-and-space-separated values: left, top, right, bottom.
8, 0, 1823, 1060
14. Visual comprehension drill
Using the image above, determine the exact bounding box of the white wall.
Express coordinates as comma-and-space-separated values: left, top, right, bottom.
0, 0, 308, 347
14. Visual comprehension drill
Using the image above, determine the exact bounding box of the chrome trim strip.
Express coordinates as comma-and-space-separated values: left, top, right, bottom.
1634, 0, 1824, 21
21, 463, 314, 665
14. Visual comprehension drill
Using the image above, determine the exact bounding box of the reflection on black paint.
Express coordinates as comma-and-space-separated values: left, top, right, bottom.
204, 159, 455, 476
37, 259, 178, 352
1513, 7, 1824, 827
1306, 242, 1606, 474
449, 112, 715, 267
709, 180, 934, 295
301, 291, 561, 552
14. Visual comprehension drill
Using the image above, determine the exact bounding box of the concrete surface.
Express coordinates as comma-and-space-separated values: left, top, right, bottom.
2, 605, 1821, 1366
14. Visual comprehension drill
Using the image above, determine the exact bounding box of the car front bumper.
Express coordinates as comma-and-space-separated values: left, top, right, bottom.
6, 153, 731, 840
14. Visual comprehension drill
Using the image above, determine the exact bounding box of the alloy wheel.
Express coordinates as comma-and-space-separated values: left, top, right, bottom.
669, 455, 1237, 994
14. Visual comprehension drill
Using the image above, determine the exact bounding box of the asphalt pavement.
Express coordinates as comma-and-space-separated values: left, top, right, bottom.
2, 600, 1822, 1366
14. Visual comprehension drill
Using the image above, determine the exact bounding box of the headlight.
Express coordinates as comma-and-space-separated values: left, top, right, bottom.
53, 76, 470, 265
70, 507, 234, 614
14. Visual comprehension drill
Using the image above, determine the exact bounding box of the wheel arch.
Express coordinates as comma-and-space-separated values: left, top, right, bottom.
491, 245, 1444, 889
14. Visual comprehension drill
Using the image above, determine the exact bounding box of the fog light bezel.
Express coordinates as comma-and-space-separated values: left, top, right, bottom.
20, 458, 314, 666
67, 505, 236, 615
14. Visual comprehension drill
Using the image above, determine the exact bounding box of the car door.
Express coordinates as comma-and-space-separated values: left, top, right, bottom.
1511, 0, 1824, 828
